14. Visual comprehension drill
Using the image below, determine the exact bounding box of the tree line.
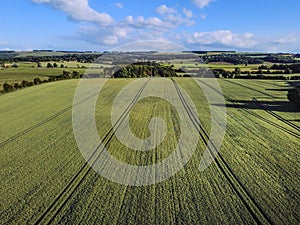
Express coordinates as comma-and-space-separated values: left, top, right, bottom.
200, 54, 298, 65
211, 68, 300, 80
0, 53, 103, 63
112, 61, 179, 78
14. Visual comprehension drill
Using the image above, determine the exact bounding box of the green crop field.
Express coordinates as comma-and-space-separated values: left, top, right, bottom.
0, 66, 83, 89
0, 61, 114, 91
0, 77, 299, 224
0, 61, 104, 90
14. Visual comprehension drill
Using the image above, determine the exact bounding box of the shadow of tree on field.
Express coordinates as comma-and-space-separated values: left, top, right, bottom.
287, 119, 300, 122
217, 99, 300, 113
265, 88, 291, 92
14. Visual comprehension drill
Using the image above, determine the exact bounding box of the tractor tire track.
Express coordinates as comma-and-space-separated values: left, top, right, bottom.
223, 79, 277, 99
33, 78, 150, 225
252, 98, 300, 132
172, 78, 274, 225
198, 79, 300, 139
0, 89, 100, 148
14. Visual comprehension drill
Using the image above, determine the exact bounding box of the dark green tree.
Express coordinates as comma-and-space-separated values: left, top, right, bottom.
34, 78, 41, 85
22, 80, 29, 87
3, 83, 12, 92
14, 83, 19, 90
72, 71, 80, 78
234, 67, 241, 75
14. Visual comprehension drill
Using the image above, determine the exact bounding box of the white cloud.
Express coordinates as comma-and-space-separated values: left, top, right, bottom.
267, 33, 300, 52
155, 5, 195, 27
77, 23, 169, 48
183, 8, 193, 18
32, 0, 300, 52
14, 23, 300, 53
124, 16, 134, 23
191, 0, 213, 8
189, 30, 256, 49
0, 40, 7, 46
115, 2, 123, 9
32, 0, 113, 26
274, 35, 297, 45
113, 40, 184, 52
31, 0, 196, 47
123, 13, 195, 32
165, 14, 195, 26
200, 14, 207, 20
1, 47, 12, 51
156, 5, 177, 15
124, 16, 169, 30
77, 25, 120, 46
103, 36, 119, 45
113, 28, 128, 39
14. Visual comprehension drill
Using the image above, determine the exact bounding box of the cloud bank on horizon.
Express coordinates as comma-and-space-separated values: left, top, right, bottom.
1, 0, 299, 52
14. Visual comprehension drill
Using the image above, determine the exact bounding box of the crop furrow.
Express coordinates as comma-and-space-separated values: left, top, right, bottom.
172, 78, 274, 225
255, 80, 288, 88
33, 78, 150, 225
252, 98, 300, 132
223, 79, 277, 99
198, 79, 300, 139
0, 89, 102, 148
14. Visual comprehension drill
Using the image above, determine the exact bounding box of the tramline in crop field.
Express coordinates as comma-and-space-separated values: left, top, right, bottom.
0, 77, 299, 224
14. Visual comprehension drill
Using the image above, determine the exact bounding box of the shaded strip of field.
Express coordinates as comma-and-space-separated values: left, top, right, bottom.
198, 79, 300, 139
223, 79, 277, 98
252, 98, 300, 132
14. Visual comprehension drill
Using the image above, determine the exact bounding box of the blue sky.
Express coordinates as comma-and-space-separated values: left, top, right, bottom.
0, 0, 299, 52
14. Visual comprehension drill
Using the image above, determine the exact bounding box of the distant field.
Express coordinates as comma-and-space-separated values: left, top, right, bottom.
0, 78, 298, 224
171, 60, 261, 71
1, 58, 298, 93
0, 63, 90, 90
0, 60, 116, 90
